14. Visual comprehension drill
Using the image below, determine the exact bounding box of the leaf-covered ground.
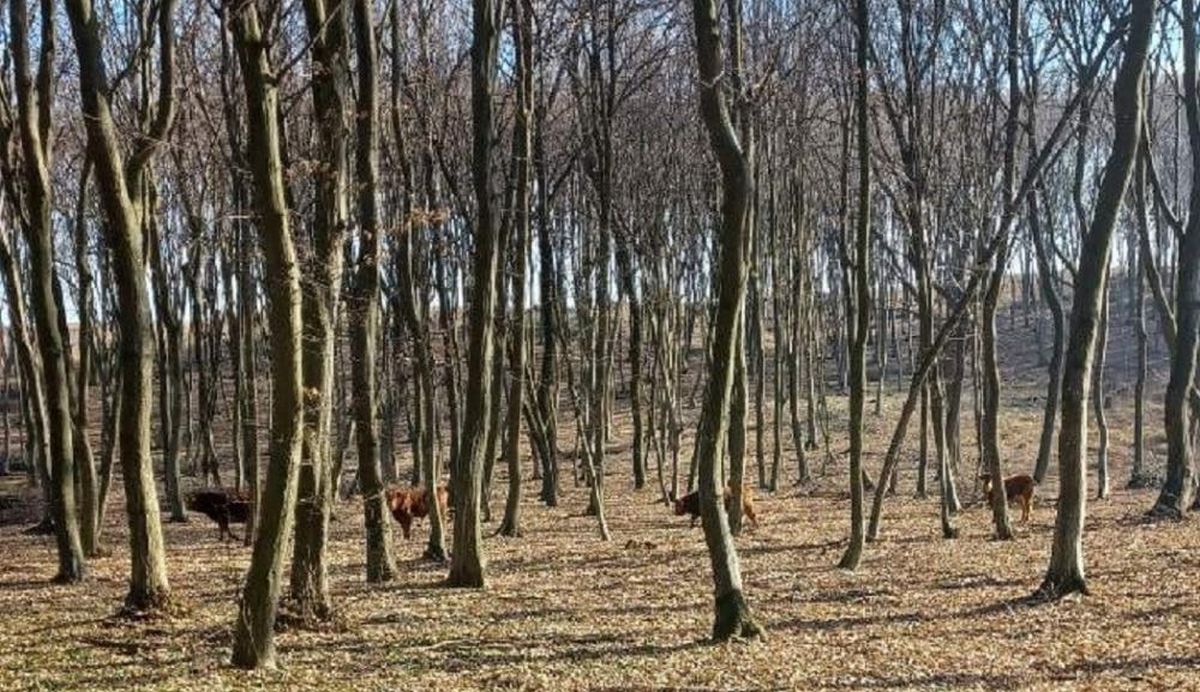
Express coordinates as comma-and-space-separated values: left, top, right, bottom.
2, 397, 1198, 690
2, 318, 1198, 690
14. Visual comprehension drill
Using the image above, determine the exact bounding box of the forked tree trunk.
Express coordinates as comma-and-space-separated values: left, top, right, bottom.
64, 0, 178, 611
689, 0, 763, 642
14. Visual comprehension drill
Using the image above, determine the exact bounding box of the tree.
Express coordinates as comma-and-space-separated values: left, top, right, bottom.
290, 0, 352, 624
388, 0, 447, 562
63, 0, 177, 610
979, 0, 1022, 541
228, 0, 306, 668
1038, 0, 1153, 599
498, 0, 534, 539
447, 0, 504, 588
1152, 0, 1200, 518
6, 0, 87, 582
837, 0, 871, 571
689, 0, 763, 642
350, 0, 397, 583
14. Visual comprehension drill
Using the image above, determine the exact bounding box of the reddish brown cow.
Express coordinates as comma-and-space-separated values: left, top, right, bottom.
672, 485, 759, 528
385, 483, 449, 539
980, 473, 1037, 522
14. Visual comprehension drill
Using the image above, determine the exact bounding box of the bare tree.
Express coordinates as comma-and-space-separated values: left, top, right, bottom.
498, 0, 535, 538
448, 0, 504, 588
688, 0, 763, 641
1038, 0, 1153, 599
5, 0, 87, 582
350, 0, 397, 583
838, 0, 871, 571
289, 0, 352, 624
63, 0, 178, 609
228, 0, 306, 668
1152, 0, 1200, 518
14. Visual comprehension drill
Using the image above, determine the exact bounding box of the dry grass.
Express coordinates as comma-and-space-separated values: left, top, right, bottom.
1, 313, 1198, 690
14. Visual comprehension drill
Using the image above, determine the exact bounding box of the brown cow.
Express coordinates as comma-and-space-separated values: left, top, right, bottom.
671, 485, 759, 528
187, 488, 251, 541
385, 483, 449, 539
980, 473, 1037, 522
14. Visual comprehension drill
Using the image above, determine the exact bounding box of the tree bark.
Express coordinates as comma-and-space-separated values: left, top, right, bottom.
289, 0, 351, 624
499, 0, 534, 538
7, 0, 86, 582
1153, 0, 1200, 518
448, 0, 503, 588
350, 0, 397, 583
979, 0, 1022, 542
229, 0, 306, 667
689, 0, 763, 641
838, 0, 870, 571
1039, 0, 1152, 598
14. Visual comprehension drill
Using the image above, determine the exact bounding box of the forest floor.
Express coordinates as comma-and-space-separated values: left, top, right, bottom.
2, 310, 1200, 690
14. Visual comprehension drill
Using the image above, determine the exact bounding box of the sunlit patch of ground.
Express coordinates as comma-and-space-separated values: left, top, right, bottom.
1, 314, 1196, 690
1, 381, 1197, 691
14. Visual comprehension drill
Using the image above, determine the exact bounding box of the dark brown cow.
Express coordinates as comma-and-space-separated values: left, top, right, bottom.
187, 489, 251, 541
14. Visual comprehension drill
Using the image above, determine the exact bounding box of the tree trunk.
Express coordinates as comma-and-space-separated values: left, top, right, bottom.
499, 0, 533, 538
1131, 152, 1150, 488
389, 0, 446, 562
838, 0, 870, 571
64, 0, 180, 611
149, 212, 186, 522
229, 0, 306, 667
71, 159, 101, 556
979, 0, 1022, 542
350, 0, 397, 583
1039, 0, 1152, 598
1093, 277, 1111, 499
1028, 180, 1065, 484
448, 0, 503, 588
289, 0, 351, 625
1153, 2, 1200, 517
8, 0, 87, 583
689, 0, 763, 642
